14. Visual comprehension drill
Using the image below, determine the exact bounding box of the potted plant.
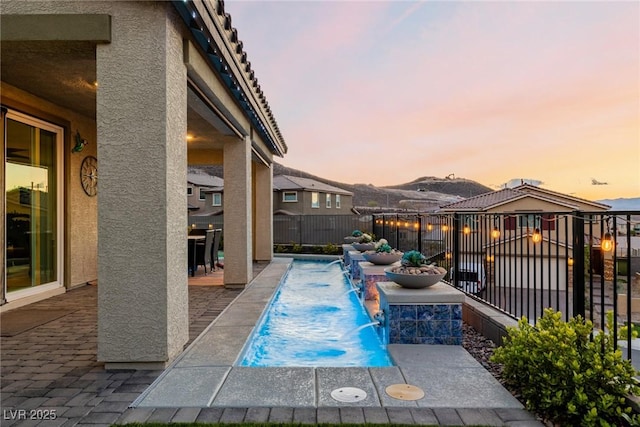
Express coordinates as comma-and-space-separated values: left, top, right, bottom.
362, 239, 403, 265
344, 229, 363, 244
352, 232, 376, 251
384, 250, 447, 288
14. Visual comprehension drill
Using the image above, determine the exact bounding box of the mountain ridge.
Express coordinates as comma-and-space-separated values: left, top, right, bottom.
192, 163, 639, 211
196, 162, 492, 210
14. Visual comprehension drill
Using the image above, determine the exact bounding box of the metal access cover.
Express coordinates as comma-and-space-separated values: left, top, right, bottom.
385, 384, 425, 401
330, 387, 367, 403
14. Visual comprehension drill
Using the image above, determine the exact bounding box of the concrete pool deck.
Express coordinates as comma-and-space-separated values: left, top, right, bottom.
131, 258, 543, 425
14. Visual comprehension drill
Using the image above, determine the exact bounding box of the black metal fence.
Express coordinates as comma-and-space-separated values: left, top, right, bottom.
373, 210, 640, 364
189, 210, 640, 361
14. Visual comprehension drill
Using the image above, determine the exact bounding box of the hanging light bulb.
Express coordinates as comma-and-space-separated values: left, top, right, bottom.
531, 228, 542, 243
491, 227, 501, 239
463, 224, 471, 235
413, 222, 420, 229
601, 232, 614, 252
445, 252, 452, 259
441, 224, 449, 232
568, 257, 574, 266
427, 223, 433, 231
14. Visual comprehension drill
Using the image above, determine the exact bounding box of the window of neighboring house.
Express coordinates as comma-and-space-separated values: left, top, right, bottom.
212, 193, 222, 206
518, 214, 541, 229
199, 188, 206, 201
311, 192, 319, 208
187, 186, 193, 196
283, 191, 298, 202
336, 194, 341, 209
326, 193, 331, 208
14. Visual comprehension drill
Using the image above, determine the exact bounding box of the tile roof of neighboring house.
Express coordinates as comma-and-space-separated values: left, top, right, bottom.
187, 171, 224, 188
439, 184, 610, 211
514, 183, 611, 209
439, 188, 525, 211
273, 175, 353, 196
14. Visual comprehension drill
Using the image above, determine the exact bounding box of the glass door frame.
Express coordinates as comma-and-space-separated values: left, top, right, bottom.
4, 109, 64, 302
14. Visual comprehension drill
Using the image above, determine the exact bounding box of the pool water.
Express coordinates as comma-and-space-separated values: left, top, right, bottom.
238, 260, 393, 367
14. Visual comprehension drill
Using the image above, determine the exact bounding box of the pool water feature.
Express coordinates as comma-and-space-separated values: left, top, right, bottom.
238, 259, 393, 367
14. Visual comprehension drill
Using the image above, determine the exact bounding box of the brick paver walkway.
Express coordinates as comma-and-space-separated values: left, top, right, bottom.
1, 267, 543, 427
1, 283, 242, 427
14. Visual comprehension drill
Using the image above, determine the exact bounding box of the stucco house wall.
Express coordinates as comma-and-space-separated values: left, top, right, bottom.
273, 190, 354, 215
2, 0, 287, 366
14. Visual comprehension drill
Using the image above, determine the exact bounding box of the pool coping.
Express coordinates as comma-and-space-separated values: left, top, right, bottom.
132, 257, 523, 410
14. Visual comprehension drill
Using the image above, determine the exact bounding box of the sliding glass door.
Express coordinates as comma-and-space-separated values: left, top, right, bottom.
4, 110, 63, 299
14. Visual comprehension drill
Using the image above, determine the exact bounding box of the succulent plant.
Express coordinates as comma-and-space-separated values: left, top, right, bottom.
374, 239, 395, 253
358, 233, 373, 243
401, 250, 426, 267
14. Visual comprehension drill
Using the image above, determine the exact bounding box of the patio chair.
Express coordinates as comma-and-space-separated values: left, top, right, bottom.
195, 229, 214, 275
211, 229, 222, 270
189, 228, 207, 236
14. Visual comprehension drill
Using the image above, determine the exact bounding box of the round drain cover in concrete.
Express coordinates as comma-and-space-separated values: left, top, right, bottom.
385, 384, 425, 401
330, 387, 367, 403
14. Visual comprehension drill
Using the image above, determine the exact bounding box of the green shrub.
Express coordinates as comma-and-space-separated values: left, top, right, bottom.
323, 243, 339, 255
606, 311, 639, 341
491, 308, 640, 427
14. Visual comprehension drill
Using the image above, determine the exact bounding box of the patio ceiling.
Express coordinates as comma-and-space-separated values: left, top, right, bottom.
0, 40, 229, 149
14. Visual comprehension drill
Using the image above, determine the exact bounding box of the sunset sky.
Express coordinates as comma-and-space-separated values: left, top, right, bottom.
225, 1, 639, 200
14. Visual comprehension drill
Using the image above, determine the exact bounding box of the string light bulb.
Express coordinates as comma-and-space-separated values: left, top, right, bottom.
601, 232, 614, 252
491, 227, 500, 239
463, 224, 471, 235
427, 223, 433, 231
441, 224, 449, 232
568, 257, 574, 266
531, 228, 542, 243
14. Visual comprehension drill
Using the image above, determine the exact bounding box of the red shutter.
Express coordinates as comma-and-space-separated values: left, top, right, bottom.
504, 215, 516, 230
541, 214, 556, 231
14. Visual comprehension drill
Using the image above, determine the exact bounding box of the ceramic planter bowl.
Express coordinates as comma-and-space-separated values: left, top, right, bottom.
362, 251, 403, 265
384, 268, 446, 289
352, 242, 375, 251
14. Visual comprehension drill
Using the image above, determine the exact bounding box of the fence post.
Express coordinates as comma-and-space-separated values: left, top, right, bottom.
453, 213, 460, 289
417, 215, 423, 254
572, 211, 585, 318
372, 214, 376, 237
395, 214, 400, 251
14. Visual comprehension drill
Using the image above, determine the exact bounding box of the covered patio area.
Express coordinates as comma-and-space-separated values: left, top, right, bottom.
2, 0, 286, 369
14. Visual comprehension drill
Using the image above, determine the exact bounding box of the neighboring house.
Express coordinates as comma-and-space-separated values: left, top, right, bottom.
1, 1, 287, 368
273, 175, 354, 215
187, 169, 224, 215
439, 184, 611, 291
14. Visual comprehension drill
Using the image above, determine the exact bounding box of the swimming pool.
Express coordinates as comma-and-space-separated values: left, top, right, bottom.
238, 259, 393, 367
